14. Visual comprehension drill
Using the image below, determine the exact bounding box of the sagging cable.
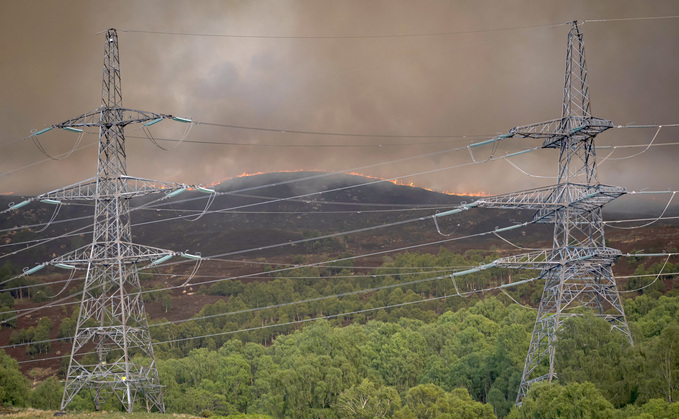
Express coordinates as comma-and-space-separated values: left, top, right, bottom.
141, 118, 194, 151
492, 223, 537, 250
606, 126, 662, 162
619, 254, 671, 294
499, 287, 536, 310
180, 253, 203, 287
31, 128, 86, 160
451, 275, 463, 297
31, 201, 62, 233
605, 191, 675, 230
185, 188, 216, 221
48, 265, 78, 299
504, 149, 556, 179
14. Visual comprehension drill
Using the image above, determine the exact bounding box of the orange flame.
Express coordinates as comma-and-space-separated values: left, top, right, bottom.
203, 169, 311, 188
203, 170, 490, 197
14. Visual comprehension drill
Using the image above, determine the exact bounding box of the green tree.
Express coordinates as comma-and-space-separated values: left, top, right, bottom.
161, 293, 172, 312
29, 376, 63, 410
508, 381, 615, 419
646, 324, 679, 403
397, 384, 494, 418
0, 349, 30, 407
215, 352, 253, 412
556, 314, 638, 406
618, 398, 679, 418
336, 378, 401, 419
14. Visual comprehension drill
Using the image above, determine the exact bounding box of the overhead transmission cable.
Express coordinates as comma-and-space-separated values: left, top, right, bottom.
119, 16, 679, 41
4, 258, 677, 324
3, 128, 677, 311
0, 217, 540, 324
8, 128, 673, 254
4, 269, 537, 351
605, 191, 676, 230
120, 22, 569, 40
0, 136, 532, 258
16, 256, 679, 366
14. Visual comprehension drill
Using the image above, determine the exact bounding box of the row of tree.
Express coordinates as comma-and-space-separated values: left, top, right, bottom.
3, 293, 678, 417
2, 249, 678, 417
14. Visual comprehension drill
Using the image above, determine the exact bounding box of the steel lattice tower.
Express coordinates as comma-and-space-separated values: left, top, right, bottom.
7, 28, 205, 413
440, 21, 632, 403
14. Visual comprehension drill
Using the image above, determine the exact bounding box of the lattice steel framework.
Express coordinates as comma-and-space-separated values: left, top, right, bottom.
52, 28, 169, 414
446, 21, 632, 403
16, 28, 202, 413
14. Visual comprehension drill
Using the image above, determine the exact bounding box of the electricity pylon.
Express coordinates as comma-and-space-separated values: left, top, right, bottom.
438, 21, 632, 403
7, 28, 207, 413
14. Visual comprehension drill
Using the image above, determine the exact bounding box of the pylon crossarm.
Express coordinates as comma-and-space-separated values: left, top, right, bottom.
510, 118, 568, 140
475, 185, 562, 210
477, 183, 617, 209
38, 178, 99, 202
53, 107, 173, 129
532, 184, 626, 223
3, 177, 195, 214
561, 246, 621, 261
49, 243, 178, 268
118, 176, 194, 198
1, 178, 100, 213
433, 183, 625, 225
510, 116, 613, 144
493, 246, 621, 270
493, 250, 553, 270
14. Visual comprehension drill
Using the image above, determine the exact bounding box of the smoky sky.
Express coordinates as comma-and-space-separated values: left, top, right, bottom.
1, 0, 679, 214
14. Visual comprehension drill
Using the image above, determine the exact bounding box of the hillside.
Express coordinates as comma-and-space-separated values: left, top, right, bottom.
0, 173, 677, 367
0, 172, 529, 264
1, 171, 679, 417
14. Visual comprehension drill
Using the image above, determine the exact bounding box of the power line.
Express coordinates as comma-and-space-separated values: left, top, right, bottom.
583, 15, 679, 24
121, 22, 567, 40
1, 218, 530, 323
8, 270, 532, 352
5, 258, 676, 321
16, 257, 679, 366
0, 139, 97, 178
128, 133, 489, 148
0, 139, 516, 259
2, 132, 677, 318
192, 120, 492, 139
119, 15, 679, 41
